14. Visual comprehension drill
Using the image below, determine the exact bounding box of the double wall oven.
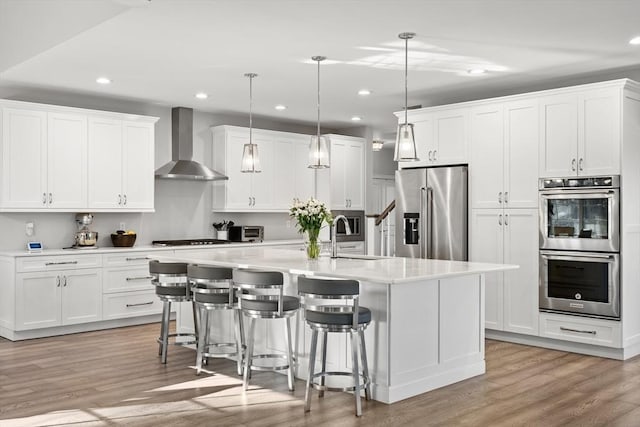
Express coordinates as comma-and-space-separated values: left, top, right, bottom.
539, 176, 620, 319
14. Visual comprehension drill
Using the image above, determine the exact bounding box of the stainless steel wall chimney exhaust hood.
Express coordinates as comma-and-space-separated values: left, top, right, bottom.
155, 107, 228, 181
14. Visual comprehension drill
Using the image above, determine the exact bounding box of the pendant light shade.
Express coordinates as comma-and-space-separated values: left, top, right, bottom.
394, 32, 419, 162
308, 55, 330, 169
372, 139, 385, 151
241, 73, 261, 173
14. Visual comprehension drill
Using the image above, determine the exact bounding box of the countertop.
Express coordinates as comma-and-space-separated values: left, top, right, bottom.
0, 239, 304, 257
153, 246, 518, 284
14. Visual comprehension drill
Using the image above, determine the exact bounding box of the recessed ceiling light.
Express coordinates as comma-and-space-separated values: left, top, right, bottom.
195, 92, 208, 99
351, 116, 362, 122
358, 89, 371, 96
467, 69, 487, 75
96, 77, 111, 85
630, 36, 640, 45
275, 104, 287, 110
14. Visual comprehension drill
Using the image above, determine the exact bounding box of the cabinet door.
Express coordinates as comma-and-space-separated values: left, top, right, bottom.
122, 121, 155, 209
330, 139, 347, 209
61, 269, 102, 325
433, 108, 468, 165
470, 209, 504, 330
579, 88, 620, 176
1, 108, 47, 208
345, 140, 364, 209
505, 100, 539, 208
16, 272, 61, 330
47, 112, 87, 209
88, 117, 123, 209
293, 138, 315, 201
470, 104, 504, 209
251, 134, 275, 209
412, 114, 435, 164
224, 131, 254, 210
503, 209, 539, 336
539, 94, 578, 177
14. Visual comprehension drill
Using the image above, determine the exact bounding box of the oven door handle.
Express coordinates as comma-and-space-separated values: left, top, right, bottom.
539, 189, 617, 198
540, 252, 615, 261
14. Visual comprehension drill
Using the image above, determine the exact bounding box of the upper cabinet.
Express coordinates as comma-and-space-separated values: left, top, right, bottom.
0, 100, 157, 212
211, 126, 315, 212
539, 87, 621, 177
316, 134, 366, 210
396, 107, 468, 168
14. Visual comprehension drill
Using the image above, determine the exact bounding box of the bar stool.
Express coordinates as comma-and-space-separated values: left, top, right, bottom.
298, 276, 371, 417
233, 269, 299, 391
188, 264, 245, 376
149, 260, 197, 364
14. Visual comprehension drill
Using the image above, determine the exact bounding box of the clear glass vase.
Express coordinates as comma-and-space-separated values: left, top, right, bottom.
305, 228, 321, 260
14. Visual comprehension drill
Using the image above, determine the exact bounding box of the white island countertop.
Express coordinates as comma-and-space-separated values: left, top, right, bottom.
153, 246, 517, 284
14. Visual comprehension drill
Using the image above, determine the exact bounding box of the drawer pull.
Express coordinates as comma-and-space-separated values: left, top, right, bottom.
126, 301, 154, 307
45, 261, 79, 266
560, 326, 596, 335
125, 257, 149, 261
339, 245, 357, 249
126, 276, 153, 281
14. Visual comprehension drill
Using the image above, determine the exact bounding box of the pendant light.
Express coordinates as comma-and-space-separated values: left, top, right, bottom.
308, 56, 330, 168
394, 32, 419, 162
241, 73, 261, 173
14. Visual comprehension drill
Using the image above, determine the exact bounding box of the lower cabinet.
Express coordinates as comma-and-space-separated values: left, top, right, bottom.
471, 208, 539, 335
16, 269, 102, 330
539, 312, 621, 348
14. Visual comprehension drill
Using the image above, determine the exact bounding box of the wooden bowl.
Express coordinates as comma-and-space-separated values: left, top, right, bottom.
111, 233, 137, 247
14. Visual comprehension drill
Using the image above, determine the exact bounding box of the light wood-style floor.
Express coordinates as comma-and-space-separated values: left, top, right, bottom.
2, 323, 640, 426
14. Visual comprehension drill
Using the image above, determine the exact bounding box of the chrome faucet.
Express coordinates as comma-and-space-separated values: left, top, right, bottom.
331, 215, 352, 258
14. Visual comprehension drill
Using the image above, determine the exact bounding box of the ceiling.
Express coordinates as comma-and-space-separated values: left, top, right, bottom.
2, 0, 640, 142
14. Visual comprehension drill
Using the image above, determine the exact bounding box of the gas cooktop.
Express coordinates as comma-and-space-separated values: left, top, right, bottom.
152, 239, 233, 247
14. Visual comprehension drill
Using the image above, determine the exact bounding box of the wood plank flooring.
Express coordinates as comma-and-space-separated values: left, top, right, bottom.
2, 323, 640, 426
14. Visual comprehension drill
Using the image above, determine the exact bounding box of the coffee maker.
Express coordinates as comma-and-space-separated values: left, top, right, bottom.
73, 213, 99, 249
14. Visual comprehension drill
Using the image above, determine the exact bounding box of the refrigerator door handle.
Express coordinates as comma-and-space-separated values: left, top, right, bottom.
426, 186, 434, 259
419, 186, 426, 258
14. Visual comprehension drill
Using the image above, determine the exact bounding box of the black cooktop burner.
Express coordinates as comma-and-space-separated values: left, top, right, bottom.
152, 238, 233, 247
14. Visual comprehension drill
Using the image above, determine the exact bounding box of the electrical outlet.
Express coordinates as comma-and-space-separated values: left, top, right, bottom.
25, 221, 35, 237
119, 222, 126, 231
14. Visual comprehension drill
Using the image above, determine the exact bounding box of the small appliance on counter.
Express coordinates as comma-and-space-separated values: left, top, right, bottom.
69, 213, 99, 249
228, 225, 264, 242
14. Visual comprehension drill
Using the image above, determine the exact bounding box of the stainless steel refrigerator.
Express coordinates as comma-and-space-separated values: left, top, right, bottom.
395, 165, 468, 261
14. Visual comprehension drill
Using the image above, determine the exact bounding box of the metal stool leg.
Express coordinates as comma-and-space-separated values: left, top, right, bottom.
351, 330, 362, 417
191, 300, 200, 344
305, 328, 318, 413
243, 317, 256, 391
319, 330, 328, 398
160, 301, 172, 364
158, 300, 169, 356
233, 309, 244, 376
284, 317, 295, 391
195, 306, 208, 375
359, 329, 371, 400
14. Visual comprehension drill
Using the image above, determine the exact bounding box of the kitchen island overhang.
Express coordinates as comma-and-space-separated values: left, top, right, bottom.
154, 247, 517, 403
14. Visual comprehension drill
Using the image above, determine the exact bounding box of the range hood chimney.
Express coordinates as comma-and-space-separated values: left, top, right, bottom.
155, 107, 228, 181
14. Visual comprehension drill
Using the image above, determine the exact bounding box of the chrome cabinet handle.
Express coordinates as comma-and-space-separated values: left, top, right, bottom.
126, 301, 153, 307
126, 276, 153, 281
56, 276, 60, 287
48, 193, 53, 204
560, 326, 596, 335
504, 192, 508, 204
498, 192, 502, 204
579, 158, 584, 171
504, 213, 509, 226
433, 150, 437, 161
125, 257, 149, 261
571, 158, 576, 171
43, 193, 47, 205
252, 197, 256, 206
118, 194, 122, 205
338, 245, 358, 249
123, 194, 127, 205
45, 261, 78, 266
249, 197, 252, 206
498, 214, 503, 226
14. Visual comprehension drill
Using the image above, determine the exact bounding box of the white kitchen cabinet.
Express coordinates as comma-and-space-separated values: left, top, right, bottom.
88, 117, 155, 211
539, 87, 620, 177
470, 208, 538, 335
16, 268, 102, 330
211, 125, 315, 212
317, 134, 365, 210
470, 100, 538, 209
0, 107, 87, 210
398, 108, 468, 167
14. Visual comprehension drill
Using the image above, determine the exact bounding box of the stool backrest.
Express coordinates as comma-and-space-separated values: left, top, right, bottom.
188, 264, 235, 306
233, 269, 286, 316
298, 276, 360, 329
149, 260, 189, 299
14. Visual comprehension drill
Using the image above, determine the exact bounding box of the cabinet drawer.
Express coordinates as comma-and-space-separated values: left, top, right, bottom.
336, 241, 365, 254
17, 254, 102, 272
539, 313, 621, 348
103, 267, 153, 293
103, 290, 162, 320
103, 250, 172, 267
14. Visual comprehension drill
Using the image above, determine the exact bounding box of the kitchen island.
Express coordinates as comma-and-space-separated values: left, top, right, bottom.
155, 246, 517, 403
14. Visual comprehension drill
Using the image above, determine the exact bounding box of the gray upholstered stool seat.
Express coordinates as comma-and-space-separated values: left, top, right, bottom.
233, 269, 299, 392
188, 264, 244, 376
149, 260, 197, 364
298, 276, 371, 417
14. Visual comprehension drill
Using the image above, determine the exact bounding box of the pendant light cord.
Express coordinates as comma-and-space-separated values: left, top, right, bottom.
404, 35, 408, 126
249, 74, 253, 146
316, 58, 321, 141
